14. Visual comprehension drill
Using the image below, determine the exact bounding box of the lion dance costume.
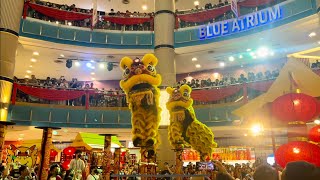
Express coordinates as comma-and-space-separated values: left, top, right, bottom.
120, 54, 161, 159
166, 85, 217, 161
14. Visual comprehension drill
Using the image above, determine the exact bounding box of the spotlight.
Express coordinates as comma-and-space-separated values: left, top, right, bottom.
99, 63, 105, 69
26, 70, 32, 74
194, 1, 199, 6
75, 61, 80, 66
55, 21, 59, 24
25, 75, 29, 78
91, 72, 95, 75
107, 62, 113, 71
67, 22, 72, 26
309, 32, 316, 37
31, 58, 37, 62
249, 52, 255, 56
239, 55, 243, 59
195, 64, 201, 68
229, 56, 235, 62
92, 78, 96, 80
192, 57, 198, 61
60, 54, 64, 57
66, 59, 72, 68
142, 5, 147, 10
86, 62, 92, 67
251, 124, 263, 134
270, 51, 275, 56
219, 62, 225, 67
33, 52, 39, 56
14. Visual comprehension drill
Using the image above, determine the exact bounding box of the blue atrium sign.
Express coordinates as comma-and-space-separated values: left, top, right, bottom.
199, 5, 282, 39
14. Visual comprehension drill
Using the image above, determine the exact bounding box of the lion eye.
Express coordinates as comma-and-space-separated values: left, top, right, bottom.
183, 92, 189, 97
15, 150, 20, 156
26, 150, 30, 156
147, 65, 154, 72
124, 68, 130, 76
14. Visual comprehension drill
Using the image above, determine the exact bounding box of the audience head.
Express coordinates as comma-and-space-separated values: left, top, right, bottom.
216, 172, 234, 180
253, 164, 278, 180
19, 165, 30, 177
282, 161, 319, 180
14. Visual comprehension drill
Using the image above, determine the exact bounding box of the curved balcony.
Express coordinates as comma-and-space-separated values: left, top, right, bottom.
19, 0, 317, 49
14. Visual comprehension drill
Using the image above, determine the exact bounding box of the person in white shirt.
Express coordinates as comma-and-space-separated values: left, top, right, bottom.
86, 166, 100, 180
69, 150, 85, 180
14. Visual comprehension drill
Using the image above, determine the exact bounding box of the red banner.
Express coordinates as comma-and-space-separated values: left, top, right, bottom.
191, 85, 242, 102
25, 2, 91, 21
177, 5, 231, 23
14, 83, 86, 101
103, 16, 153, 25
239, 0, 275, 7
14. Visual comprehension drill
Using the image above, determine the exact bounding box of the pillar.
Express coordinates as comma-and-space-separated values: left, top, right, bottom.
154, 0, 177, 171
0, 0, 24, 158
0, 122, 15, 161
100, 134, 115, 180
154, 0, 176, 87
0, 0, 24, 120
36, 127, 61, 180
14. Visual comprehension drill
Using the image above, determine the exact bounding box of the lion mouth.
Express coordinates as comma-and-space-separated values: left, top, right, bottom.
172, 106, 186, 112
130, 83, 153, 93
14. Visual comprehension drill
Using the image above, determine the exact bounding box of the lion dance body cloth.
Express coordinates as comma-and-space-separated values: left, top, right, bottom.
120, 54, 162, 158
166, 85, 217, 161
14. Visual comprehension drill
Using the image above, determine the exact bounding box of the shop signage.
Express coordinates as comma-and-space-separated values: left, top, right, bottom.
199, 5, 282, 39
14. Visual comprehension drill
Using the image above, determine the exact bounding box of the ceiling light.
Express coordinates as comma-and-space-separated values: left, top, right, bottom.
33, 52, 39, 56
313, 119, 320, 125
91, 72, 95, 75
31, 58, 37, 62
194, 1, 199, 6
249, 52, 255, 56
195, 64, 201, 68
244, 133, 248, 137
318, 41, 320, 45
26, 70, 32, 73
75, 61, 80, 66
18, 138, 23, 141
55, 21, 59, 24
25, 75, 29, 78
239, 55, 243, 59
29, 65, 33, 68
192, 57, 198, 61
309, 32, 316, 37
67, 22, 72, 26
246, 48, 252, 52
91, 66, 95, 69
270, 51, 275, 56
86, 62, 92, 67
90, 60, 94, 63
228, 56, 235, 61
252, 56, 257, 59
219, 62, 225, 67
251, 124, 263, 134
142, 5, 147, 10
99, 63, 105, 69
91, 78, 96, 80
60, 54, 65, 57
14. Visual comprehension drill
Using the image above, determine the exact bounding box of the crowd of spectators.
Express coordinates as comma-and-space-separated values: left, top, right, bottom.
176, 69, 280, 89
14, 75, 127, 107
25, 0, 285, 30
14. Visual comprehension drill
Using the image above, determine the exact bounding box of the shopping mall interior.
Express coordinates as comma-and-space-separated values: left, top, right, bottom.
1, 0, 320, 179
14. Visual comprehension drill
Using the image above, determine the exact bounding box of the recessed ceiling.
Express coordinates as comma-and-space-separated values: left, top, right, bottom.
15, 15, 320, 81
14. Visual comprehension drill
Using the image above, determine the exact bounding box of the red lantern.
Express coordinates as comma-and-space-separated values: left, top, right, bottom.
61, 160, 71, 170
63, 146, 76, 155
50, 149, 58, 157
272, 93, 319, 123
309, 125, 320, 142
275, 141, 320, 168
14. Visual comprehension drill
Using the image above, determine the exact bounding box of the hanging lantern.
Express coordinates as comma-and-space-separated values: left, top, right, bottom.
50, 149, 58, 157
275, 141, 320, 168
63, 146, 76, 155
309, 125, 320, 142
272, 93, 319, 123
61, 160, 71, 170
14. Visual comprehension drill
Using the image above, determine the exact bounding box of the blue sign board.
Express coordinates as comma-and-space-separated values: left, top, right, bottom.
199, 5, 283, 39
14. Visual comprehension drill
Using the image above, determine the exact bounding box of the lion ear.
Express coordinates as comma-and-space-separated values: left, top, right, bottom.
179, 84, 192, 94
166, 87, 174, 95
29, 145, 36, 151
141, 54, 158, 66
120, 57, 133, 70
10, 144, 17, 151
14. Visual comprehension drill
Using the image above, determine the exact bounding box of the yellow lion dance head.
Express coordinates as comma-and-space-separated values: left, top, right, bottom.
166, 84, 193, 112
119, 54, 162, 94
6, 145, 38, 168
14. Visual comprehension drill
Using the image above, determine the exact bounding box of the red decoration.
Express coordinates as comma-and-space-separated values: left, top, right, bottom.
63, 147, 76, 156
50, 149, 58, 157
275, 141, 320, 168
103, 16, 153, 25
309, 125, 320, 142
271, 93, 319, 123
61, 160, 71, 170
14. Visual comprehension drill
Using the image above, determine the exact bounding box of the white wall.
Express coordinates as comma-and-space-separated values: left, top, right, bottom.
47, 0, 221, 13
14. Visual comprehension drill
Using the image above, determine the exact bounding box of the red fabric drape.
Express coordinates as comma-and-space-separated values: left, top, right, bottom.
247, 80, 274, 92
26, 2, 91, 21
15, 84, 86, 101
191, 85, 242, 102
177, 5, 231, 23
238, 0, 275, 7
103, 16, 152, 25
